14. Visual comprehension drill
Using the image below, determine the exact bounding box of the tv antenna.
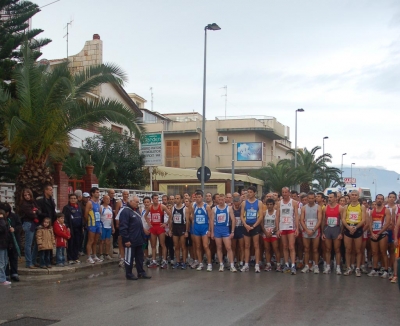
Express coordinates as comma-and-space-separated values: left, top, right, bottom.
221, 85, 227, 119
63, 19, 73, 59
150, 87, 154, 111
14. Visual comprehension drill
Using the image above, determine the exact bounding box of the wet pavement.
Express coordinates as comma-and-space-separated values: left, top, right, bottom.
0, 264, 399, 326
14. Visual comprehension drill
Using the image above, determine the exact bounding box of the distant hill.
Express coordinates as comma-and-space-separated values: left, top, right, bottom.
335, 167, 400, 198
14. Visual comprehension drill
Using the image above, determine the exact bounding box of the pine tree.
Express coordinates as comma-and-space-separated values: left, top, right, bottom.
0, 0, 52, 86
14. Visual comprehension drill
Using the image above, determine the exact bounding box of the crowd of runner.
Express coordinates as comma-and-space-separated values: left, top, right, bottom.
1, 185, 400, 285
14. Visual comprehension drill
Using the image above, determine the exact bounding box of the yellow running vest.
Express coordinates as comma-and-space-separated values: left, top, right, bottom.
346, 203, 362, 225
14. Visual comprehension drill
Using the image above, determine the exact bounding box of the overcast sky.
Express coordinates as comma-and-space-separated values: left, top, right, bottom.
33, 0, 400, 175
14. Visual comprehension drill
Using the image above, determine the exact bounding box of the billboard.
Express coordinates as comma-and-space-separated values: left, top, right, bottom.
237, 142, 263, 161
141, 133, 163, 166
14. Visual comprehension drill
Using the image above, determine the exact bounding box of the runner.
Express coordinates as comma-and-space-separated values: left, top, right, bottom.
393, 207, 400, 283
205, 192, 213, 206
276, 187, 299, 275
300, 192, 322, 274
321, 192, 343, 275
341, 190, 366, 277
84, 187, 103, 264
368, 194, 391, 278
144, 194, 171, 269
99, 195, 114, 261
170, 194, 190, 270
190, 190, 213, 272
231, 194, 245, 269
386, 191, 398, 279
141, 197, 151, 265
211, 194, 236, 272
240, 186, 263, 273
295, 193, 307, 270
261, 198, 281, 272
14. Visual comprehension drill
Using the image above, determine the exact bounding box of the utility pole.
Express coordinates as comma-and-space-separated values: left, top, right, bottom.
63, 19, 73, 59
221, 85, 227, 119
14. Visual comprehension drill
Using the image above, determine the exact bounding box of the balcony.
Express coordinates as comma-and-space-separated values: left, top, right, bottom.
144, 120, 202, 135
215, 116, 288, 140
214, 153, 280, 173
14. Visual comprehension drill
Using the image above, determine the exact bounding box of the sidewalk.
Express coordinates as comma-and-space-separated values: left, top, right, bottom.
18, 253, 120, 276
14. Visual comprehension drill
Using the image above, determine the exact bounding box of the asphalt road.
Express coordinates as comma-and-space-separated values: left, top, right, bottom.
0, 264, 399, 326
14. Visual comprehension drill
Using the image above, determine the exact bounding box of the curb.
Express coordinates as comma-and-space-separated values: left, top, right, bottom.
19, 259, 119, 275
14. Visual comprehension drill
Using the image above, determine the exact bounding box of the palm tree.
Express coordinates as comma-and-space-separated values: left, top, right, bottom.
250, 161, 306, 194
282, 146, 341, 193
0, 44, 144, 203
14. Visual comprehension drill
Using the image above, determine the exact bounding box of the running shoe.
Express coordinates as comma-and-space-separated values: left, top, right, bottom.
240, 265, 249, 272
173, 262, 180, 269
230, 266, 237, 273
291, 266, 296, 275
313, 265, 320, 274
105, 255, 113, 260
343, 267, 352, 276
207, 264, 213, 272
283, 266, 291, 274
68, 260, 75, 265
1, 281, 11, 285
99, 255, 104, 261
264, 264, 272, 272
336, 266, 342, 275
368, 270, 378, 277
276, 264, 283, 272
219, 265, 224, 272
75, 260, 81, 264
87, 257, 95, 264
390, 276, 398, 283
148, 261, 158, 268
323, 265, 331, 274
181, 262, 187, 270
255, 265, 261, 273
93, 256, 103, 263
196, 263, 204, 271
301, 265, 310, 273
381, 271, 388, 279
360, 265, 368, 274
160, 261, 168, 269
191, 261, 199, 269
355, 268, 361, 277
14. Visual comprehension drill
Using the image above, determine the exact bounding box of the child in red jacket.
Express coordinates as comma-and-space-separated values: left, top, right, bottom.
53, 213, 71, 267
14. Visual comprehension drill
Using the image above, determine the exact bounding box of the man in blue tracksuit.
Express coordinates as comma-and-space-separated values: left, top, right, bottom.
119, 196, 151, 281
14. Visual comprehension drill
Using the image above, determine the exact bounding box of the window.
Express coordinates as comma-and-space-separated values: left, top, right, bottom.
191, 139, 200, 158
166, 140, 180, 167
111, 125, 123, 134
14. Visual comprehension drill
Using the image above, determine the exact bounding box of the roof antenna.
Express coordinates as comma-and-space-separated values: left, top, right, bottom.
63, 18, 73, 59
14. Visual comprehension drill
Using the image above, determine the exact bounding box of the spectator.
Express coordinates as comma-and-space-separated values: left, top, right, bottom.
74, 190, 83, 203
99, 195, 114, 260
36, 218, 55, 269
119, 196, 151, 280
0, 209, 13, 285
107, 189, 118, 249
53, 213, 71, 267
62, 194, 83, 264
19, 188, 40, 269
0, 202, 22, 282
37, 184, 57, 223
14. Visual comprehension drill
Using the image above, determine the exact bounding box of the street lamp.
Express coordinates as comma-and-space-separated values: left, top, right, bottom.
322, 136, 329, 158
351, 163, 355, 184
201, 23, 221, 193
341, 153, 347, 182
372, 179, 377, 197
294, 108, 304, 192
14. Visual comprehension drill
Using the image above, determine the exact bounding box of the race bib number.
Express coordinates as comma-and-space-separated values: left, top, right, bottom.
246, 209, 257, 222
235, 217, 242, 226
152, 213, 161, 223
282, 217, 291, 224
349, 212, 359, 223
217, 213, 226, 224
266, 227, 274, 233
306, 219, 317, 229
173, 213, 182, 224
281, 216, 293, 230
94, 212, 100, 222
327, 217, 337, 227
372, 221, 382, 231
196, 215, 205, 224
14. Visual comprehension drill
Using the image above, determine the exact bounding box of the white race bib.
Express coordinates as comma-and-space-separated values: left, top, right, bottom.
217, 213, 226, 224
94, 212, 100, 222
372, 221, 382, 231
152, 213, 161, 223
306, 219, 317, 229
327, 217, 337, 227
173, 213, 182, 224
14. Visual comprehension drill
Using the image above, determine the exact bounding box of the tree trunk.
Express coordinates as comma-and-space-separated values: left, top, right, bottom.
15, 160, 53, 206
300, 182, 310, 193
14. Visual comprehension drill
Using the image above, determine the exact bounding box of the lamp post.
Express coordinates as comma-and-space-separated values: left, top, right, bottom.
341, 153, 347, 182
350, 163, 355, 184
201, 23, 221, 193
373, 179, 377, 197
323, 136, 329, 159
294, 108, 304, 191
